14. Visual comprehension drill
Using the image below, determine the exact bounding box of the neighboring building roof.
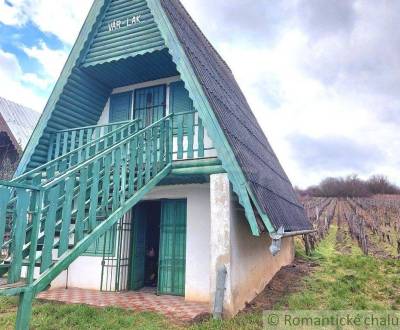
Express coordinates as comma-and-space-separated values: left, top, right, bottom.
160, 0, 311, 232
0, 97, 41, 150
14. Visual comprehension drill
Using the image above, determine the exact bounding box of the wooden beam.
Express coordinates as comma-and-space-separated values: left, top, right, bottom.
171, 165, 225, 176
172, 158, 221, 169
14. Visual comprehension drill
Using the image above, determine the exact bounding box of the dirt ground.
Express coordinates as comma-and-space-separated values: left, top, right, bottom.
242, 257, 317, 312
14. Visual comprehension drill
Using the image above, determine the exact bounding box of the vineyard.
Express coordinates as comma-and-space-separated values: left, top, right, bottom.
301, 195, 400, 258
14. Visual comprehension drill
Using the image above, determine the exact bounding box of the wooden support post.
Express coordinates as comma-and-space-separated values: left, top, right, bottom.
15, 288, 34, 330
27, 175, 44, 283
9, 189, 30, 284
187, 113, 194, 159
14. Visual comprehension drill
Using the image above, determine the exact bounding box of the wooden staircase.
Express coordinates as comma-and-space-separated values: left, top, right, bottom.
0, 115, 174, 329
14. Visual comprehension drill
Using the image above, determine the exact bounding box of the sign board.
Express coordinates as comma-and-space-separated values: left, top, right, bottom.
108, 15, 141, 32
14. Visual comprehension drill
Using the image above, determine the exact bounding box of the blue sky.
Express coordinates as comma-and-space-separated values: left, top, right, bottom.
0, 0, 399, 188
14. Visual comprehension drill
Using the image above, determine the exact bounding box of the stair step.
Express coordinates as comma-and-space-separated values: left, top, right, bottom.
0, 278, 26, 288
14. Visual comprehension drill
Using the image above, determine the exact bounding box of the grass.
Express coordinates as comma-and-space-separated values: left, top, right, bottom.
276, 225, 400, 311
1, 226, 399, 329
0, 298, 175, 330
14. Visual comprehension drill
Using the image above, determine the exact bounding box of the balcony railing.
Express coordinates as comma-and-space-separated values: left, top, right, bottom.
48, 111, 216, 165
47, 120, 133, 161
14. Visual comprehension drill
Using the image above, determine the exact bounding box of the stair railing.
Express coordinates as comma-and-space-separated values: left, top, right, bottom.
171, 111, 215, 160
13, 119, 140, 186
0, 115, 173, 285
47, 120, 133, 161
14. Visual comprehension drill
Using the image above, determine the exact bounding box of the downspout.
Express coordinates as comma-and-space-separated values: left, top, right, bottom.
213, 265, 227, 320
269, 227, 316, 256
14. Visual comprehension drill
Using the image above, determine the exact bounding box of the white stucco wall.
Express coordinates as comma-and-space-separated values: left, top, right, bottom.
230, 209, 295, 314
51, 256, 103, 290
209, 173, 295, 317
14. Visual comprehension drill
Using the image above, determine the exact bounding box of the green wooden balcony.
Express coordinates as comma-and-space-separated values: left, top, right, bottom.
47, 111, 216, 165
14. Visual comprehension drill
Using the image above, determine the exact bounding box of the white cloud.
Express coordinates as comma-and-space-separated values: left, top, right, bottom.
21, 40, 68, 81
0, 48, 45, 110
22, 72, 50, 90
0, 0, 28, 26
0, 0, 93, 44
25, 0, 93, 45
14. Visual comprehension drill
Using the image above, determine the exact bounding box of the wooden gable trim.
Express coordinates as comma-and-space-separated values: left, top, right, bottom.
147, 0, 276, 235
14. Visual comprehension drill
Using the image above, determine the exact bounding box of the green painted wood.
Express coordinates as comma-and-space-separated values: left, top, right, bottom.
172, 158, 221, 169
159, 120, 165, 168
54, 133, 61, 159
128, 137, 138, 195
78, 130, 85, 162
167, 118, 173, 163
129, 204, 147, 290
0, 284, 27, 297
83, 0, 165, 66
17, 120, 138, 186
27, 175, 44, 283
75, 167, 88, 244
89, 160, 101, 231
158, 199, 186, 296
0, 186, 11, 248
145, 130, 151, 183
41, 185, 60, 273
47, 134, 55, 161
8, 189, 30, 283
120, 145, 127, 204
152, 126, 158, 175
177, 116, 183, 159
62, 131, 69, 156
69, 130, 77, 165
15, 288, 34, 330
197, 117, 204, 158
58, 176, 75, 256
137, 135, 144, 190
86, 129, 93, 158
112, 148, 121, 211
101, 155, 112, 214
171, 165, 225, 176
187, 113, 194, 158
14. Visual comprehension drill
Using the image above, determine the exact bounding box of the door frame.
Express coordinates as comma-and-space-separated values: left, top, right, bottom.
128, 199, 187, 296
133, 84, 167, 127
157, 199, 187, 296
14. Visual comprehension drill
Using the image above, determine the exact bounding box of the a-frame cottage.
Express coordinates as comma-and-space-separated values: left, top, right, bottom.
0, 0, 312, 328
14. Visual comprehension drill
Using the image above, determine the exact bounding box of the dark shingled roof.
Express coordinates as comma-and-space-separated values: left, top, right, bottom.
161, 0, 311, 232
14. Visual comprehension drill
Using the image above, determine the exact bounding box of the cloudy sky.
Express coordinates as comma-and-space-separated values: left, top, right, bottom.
0, 0, 399, 188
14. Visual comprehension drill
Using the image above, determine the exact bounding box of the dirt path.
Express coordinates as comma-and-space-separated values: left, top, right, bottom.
242, 257, 317, 312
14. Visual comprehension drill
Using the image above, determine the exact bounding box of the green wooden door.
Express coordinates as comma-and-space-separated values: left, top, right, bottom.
109, 92, 132, 123
158, 200, 187, 296
134, 85, 166, 128
129, 205, 147, 290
